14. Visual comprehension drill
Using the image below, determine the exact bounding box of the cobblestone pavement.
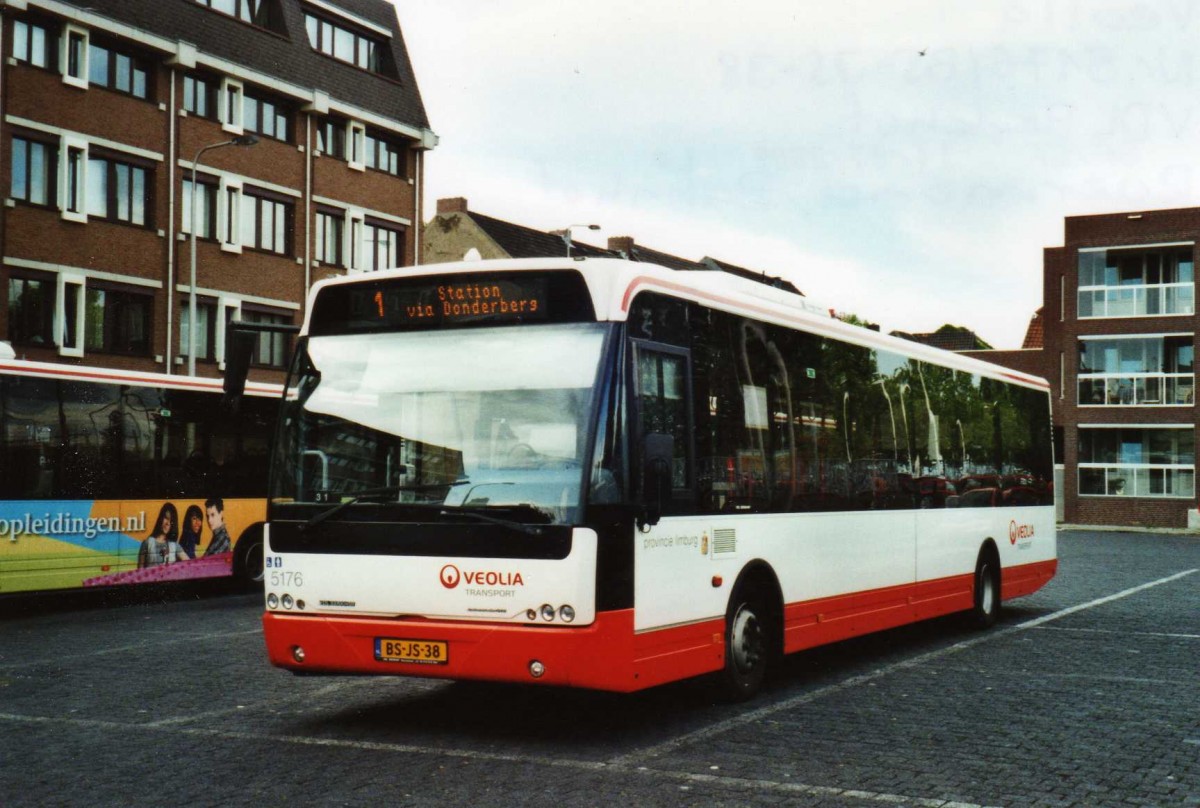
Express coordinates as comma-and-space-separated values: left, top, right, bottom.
0, 530, 1196, 807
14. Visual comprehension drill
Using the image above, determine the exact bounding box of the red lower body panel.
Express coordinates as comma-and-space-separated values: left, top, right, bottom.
263, 558, 1057, 692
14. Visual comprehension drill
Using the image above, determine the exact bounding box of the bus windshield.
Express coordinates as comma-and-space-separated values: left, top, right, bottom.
271, 323, 610, 525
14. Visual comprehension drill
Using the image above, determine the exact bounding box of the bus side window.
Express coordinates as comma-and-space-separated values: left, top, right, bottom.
633, 343, 693, 514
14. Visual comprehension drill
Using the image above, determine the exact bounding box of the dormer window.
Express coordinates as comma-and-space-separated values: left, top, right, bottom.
303, 10, 390, 75
194, 0, 283, 31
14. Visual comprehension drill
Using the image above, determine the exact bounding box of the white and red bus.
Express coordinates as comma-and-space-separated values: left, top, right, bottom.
0, 353, 280, 594
260, 258, 1056, 699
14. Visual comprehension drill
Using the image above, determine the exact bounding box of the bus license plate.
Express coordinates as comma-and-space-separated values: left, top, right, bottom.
374, 637, 448, 665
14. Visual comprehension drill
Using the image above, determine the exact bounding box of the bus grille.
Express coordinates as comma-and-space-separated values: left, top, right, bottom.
713, 528, 737, 555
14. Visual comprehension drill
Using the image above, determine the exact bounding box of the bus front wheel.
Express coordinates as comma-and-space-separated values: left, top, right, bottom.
719, 593, 769, 701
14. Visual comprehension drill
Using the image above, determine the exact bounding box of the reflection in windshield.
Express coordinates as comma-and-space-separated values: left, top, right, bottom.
272, 323, 609, 525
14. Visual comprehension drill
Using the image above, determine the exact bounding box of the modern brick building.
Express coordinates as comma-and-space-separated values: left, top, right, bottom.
1, 0, 434, 383
1031, 207, 1199, 528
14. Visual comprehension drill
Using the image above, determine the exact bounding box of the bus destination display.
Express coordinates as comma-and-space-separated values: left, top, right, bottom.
371, 278, 547, 324
309, 271, 595, 335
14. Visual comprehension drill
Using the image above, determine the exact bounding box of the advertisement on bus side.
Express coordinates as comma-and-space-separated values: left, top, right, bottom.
0, 498, 264, 593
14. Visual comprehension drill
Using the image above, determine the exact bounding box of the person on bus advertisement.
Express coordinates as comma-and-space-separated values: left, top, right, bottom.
179, 504, 205, 559
204, 497, 232, 555
137, 502, 188, 568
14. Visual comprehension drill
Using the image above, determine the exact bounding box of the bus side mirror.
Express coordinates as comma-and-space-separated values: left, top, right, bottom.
638, 432, 673, 531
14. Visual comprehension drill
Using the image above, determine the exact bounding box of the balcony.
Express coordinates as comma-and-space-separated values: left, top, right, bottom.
1078, 373, 1195, 406
1078, 282, 1194, 318
1079, 464, 1195, 498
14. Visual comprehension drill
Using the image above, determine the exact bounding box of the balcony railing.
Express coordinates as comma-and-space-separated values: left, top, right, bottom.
1078, 373, 1195, 406
1078, 282, 1195, 318
1079, 464, 1195, 498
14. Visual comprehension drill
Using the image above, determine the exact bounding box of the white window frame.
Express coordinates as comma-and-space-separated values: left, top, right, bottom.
61, 24, 89, 90
345, 209, 365, 272
347, 121, 366, 171
59, 135, 89, 223
221, 77, 245, 135
219, 177, 244, 253
55, 273, 86, 358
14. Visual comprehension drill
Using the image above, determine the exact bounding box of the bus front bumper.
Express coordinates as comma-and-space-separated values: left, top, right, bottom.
262, 609, 724, 693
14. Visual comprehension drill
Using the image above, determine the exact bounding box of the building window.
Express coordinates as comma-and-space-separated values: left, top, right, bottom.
13, 19, 54, 69
86, 40, 150, 99
62, 25, 88, 87
64, 143, 87, 218
1078, 246, 1195, 318
7, 275, 54, 347
179, 301, 215, 362
11, 136, 57, 206
222, 181, 243, 251
84, 285, 152, 355
195, 0, 271, 25
181, 177, 217, 238
243, 91, 289, 142
361, 220, 404, 272
348, 122, 366, 170
221, 78, 244, 133
1078, 427, 1195, 498
240, 191, 291, 255
240, 309, 291, 368
86, 155, 150, 226
183, 74, 218, 119
303, 11, 385, 73
316, 117, 346, 160
364, 130, 405, 176
315, 209, 344, 266
1078, 336, 1195, 406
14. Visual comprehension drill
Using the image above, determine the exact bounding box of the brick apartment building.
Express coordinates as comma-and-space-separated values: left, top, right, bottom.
1031, 207, 1200, 528
0, 0, 434, 383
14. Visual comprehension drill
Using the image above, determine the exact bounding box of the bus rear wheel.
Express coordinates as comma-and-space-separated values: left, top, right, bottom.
971, 549, 1000, 629
719, 594, 769, 701
234, 530, 265, 585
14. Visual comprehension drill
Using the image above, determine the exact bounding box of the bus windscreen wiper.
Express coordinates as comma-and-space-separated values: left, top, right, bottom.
302, 481, 469, 531
438, 508, 545, 537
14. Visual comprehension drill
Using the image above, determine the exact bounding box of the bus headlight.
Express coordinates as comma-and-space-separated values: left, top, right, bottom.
558, 605, 576, 623
282, 594, 294, 610
267, 593, 279, 609
539, 604, 556, 621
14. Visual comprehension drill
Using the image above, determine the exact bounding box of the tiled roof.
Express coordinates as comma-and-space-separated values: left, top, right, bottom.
622, 244, 704, 273
64, 0, 430, 133
470, 212, 611, 259
891, 326, 992, 352
702, 257, 803, 296
1021, 307, 1045, 349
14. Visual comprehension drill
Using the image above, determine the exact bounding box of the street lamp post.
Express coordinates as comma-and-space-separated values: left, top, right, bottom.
188, 134, 258, 376
549, 223, 600, 258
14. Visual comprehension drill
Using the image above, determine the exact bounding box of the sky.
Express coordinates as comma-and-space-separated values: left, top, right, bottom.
392, 0, 1200, 349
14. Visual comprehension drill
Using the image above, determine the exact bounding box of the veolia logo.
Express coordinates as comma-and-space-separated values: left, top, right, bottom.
1009, 520, 1035, 545
439, 564, 526, 589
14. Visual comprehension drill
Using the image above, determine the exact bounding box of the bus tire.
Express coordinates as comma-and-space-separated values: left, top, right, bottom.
971, 544, 1001, 629
718, 587, 771, 702
234, 525, 266, 585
